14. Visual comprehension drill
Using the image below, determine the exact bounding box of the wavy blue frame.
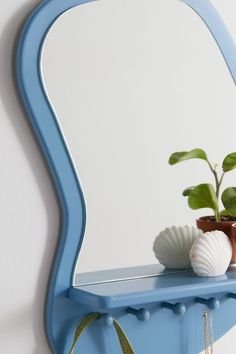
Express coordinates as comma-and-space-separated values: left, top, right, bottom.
16, 0, 236, 353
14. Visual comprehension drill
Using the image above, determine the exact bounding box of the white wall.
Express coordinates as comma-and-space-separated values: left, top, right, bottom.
0, 1, 236, 353
0, 1, 59, 353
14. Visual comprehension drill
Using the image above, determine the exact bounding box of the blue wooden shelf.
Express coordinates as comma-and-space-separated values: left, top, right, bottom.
69, 265, 236, 309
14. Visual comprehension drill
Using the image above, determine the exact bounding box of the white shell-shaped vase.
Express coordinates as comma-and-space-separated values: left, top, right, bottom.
153, 225, 203, 269
190, 231, 232, 277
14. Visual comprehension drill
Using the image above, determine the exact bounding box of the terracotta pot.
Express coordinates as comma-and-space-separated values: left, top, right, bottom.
196, 216, 236, 268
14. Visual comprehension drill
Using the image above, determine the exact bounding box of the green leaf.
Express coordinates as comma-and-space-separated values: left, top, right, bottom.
188, 184, 218, 212
222, 187, 236, 215
182, 186, 195, 197
222, 153, 236, 172
168, 149, 208, 165
220, 209, 233, 217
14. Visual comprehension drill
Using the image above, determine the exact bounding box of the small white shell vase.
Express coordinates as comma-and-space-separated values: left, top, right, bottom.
153, 225, 203, 269
190, 231, 232, 277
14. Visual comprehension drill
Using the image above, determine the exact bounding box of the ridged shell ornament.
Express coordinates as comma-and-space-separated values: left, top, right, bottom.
190, 231, 232, 277
153, 225, 203, 269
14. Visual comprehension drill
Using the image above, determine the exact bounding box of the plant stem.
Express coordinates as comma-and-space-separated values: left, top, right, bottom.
219, 172, 225, 191
207, 161, 221, 222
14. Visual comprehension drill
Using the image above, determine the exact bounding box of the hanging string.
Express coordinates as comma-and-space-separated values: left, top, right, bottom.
68, 312, 135, 354
209, 310, 214, 354
203, 307, 214, 354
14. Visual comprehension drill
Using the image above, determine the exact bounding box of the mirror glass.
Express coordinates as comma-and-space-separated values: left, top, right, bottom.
41, 0, 236, 277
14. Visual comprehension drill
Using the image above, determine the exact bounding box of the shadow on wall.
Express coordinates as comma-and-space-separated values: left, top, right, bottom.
0, 1, 60, 353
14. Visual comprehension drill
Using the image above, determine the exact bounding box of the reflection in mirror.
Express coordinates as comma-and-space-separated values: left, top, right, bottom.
41, 0, 236, 279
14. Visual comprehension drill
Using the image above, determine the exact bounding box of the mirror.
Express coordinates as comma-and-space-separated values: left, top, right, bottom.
41, 0, 236, 278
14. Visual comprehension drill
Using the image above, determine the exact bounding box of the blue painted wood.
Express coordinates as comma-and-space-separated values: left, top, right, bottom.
101, 314, 114, 327
195, 297, 221, 310
15, 0, 236, 353
70, 269, 236, 309
161, 302, 186, 316
126, 308, 151, 321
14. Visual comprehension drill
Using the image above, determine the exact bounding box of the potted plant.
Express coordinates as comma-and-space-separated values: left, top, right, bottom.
169, 148, 236, 267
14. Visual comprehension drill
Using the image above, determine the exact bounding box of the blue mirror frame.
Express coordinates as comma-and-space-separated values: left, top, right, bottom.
16, 0, 236, 353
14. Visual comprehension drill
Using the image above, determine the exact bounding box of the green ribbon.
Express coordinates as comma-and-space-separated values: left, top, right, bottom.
68, 313, 135, 354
